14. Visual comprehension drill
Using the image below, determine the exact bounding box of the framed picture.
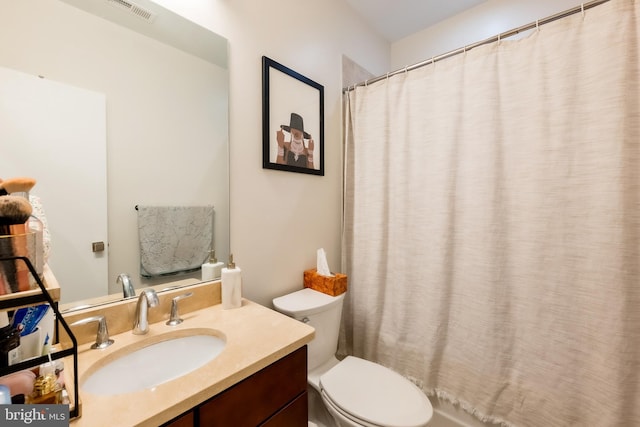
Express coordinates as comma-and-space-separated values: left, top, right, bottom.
262, 56, 324, 176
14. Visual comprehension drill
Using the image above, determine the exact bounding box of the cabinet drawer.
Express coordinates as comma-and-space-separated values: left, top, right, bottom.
198, 345, 307, 427
260, 391, 308, 427
163, 410, 194, 427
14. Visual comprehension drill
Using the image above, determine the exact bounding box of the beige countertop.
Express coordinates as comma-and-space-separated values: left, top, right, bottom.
69, 298, 314, 427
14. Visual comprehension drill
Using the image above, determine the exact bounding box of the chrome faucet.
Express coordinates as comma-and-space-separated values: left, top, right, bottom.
70, 315, 114, 349
132, 288, 159, 335
117, 273, 135, 298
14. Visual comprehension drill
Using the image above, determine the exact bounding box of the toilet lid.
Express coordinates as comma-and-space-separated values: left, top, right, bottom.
320, 356, 433, 427
273, 288, 344, 317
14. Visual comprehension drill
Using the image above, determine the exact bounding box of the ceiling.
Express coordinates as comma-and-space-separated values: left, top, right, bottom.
344, 0, 488, 42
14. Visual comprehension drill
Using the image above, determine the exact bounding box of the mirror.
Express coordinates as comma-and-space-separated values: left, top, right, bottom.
0, 0, 229, 309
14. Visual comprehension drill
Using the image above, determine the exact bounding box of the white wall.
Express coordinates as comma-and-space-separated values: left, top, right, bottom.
152, 0, 390, 306
391, 0, 586, 70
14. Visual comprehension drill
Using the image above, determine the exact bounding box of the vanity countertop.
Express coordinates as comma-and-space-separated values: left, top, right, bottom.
68, 298, 314, 427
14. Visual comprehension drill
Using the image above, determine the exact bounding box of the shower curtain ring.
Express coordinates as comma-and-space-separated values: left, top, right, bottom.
581, 3, 585, 17
536, 19, 539, 31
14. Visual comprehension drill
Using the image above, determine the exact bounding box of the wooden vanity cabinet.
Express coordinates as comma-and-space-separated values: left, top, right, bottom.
163, 345, 308, 427
163, 412, 194, 427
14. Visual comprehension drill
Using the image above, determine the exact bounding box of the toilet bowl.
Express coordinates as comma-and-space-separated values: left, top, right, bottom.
273, 288, 433, 427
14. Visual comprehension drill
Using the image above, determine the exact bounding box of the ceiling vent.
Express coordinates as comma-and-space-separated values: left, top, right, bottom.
106, 0, 156, 22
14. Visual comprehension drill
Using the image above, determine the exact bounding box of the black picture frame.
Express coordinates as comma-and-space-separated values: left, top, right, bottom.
262, 56, 324, 176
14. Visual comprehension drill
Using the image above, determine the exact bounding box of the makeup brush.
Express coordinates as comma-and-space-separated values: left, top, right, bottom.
0, 196, 33, 293
0, 177, 37, 196
0, 196, 32, 231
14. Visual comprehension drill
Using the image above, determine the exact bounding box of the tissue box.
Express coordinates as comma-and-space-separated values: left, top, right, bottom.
303, 269, 347, 296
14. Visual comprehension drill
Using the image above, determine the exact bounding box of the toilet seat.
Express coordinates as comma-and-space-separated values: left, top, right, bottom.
321, 389, 378, 427
319, 356, 433, 427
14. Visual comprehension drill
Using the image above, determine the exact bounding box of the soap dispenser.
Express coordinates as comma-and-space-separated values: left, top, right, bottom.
201, 249, 224, 281
221, 254, 242, 309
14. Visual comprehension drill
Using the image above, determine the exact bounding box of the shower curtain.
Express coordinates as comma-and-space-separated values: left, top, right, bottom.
341, 1, 639, 426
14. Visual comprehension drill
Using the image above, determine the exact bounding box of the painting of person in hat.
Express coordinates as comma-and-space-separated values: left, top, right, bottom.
276, 112, 315, 168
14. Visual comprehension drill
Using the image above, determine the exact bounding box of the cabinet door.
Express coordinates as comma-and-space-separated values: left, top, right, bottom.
0, 66, 108, 303
198, 346, 307, 426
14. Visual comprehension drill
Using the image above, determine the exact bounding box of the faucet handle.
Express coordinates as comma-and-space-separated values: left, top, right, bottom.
166, 292, 194, 326
70, 315, 114, 349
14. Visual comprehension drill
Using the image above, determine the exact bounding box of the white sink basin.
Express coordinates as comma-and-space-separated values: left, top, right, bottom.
82, 333, 225, 395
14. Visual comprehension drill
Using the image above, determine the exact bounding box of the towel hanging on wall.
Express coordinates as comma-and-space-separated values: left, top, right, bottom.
136, 205, 214, 277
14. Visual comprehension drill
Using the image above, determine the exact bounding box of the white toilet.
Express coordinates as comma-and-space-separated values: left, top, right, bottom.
273, 288, 433, 427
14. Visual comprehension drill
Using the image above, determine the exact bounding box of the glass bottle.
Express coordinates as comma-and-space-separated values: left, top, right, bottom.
0, 312, 20, 368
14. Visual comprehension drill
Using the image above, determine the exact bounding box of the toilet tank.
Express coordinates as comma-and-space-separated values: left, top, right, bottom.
273, 288, 345, 371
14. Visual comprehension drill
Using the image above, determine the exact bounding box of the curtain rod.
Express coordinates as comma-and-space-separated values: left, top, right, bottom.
343, 0, 610, 92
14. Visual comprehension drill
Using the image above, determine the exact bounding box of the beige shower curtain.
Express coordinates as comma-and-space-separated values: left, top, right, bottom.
341, 1, 639, 426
